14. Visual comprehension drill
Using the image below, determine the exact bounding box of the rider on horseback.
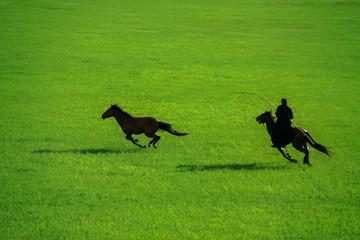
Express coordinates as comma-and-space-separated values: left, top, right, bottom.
272, 98, 294, 147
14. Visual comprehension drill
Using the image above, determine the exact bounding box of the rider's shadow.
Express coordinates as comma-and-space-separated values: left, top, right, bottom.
176, 162, 286, 172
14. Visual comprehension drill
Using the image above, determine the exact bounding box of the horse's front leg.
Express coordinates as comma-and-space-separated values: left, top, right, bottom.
277, 147, 298, 163
126, 134, 146, 148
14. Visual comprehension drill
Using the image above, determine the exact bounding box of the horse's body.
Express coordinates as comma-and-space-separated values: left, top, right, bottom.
102, 105, 188, 148
256, 111, 331, 165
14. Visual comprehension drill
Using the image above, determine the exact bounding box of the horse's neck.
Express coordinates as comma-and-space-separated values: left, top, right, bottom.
266, 118, 276, 136
113, 111, 132, 127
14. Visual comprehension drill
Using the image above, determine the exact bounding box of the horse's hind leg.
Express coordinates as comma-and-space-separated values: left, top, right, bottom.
126, 134, 146, 148
293, 142, 311, 165
146, 133, 160, 149
148, 138, 155, 148
152, 135, 161, 148
303, 144, 310, 165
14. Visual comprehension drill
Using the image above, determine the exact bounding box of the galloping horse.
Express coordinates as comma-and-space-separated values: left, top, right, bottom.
102, 105, 188, 148
256, 111, 331, 165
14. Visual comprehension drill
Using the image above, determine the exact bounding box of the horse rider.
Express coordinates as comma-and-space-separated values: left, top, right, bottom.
276, 98, 293, 128
272, 98, 294, 147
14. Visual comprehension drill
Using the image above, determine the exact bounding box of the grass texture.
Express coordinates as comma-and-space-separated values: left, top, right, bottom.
1, 0, 359, 239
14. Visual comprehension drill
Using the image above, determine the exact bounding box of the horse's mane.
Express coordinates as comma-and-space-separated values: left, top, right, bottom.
112, 105, 133, 118
267, 111, 277, 123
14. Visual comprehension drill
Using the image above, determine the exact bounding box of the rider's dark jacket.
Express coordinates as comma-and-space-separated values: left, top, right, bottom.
275, 104, 293, 127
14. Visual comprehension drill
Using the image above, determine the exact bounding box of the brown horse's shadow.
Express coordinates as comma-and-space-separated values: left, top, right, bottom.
31, 148, 142, 154
176, 162, 287, 172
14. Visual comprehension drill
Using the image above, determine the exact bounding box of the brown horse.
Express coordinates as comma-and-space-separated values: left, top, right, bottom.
102, 105, 188, 148
256, 111, 331, 165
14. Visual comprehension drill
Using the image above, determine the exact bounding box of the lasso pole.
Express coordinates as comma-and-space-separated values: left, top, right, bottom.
233, 91, 276, 109
234, 91, 315, 145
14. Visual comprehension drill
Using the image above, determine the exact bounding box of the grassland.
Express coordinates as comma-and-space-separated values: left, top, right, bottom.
1, 0, 359, 239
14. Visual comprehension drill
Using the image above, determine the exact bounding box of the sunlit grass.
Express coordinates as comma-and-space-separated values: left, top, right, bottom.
1, 0, 359, 239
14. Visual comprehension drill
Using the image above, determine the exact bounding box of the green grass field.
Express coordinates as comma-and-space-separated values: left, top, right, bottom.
1, 0, 359, 239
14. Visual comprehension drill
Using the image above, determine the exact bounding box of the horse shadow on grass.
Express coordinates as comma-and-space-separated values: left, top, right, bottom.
176, 162, 287, 172
31, 148, 142, 154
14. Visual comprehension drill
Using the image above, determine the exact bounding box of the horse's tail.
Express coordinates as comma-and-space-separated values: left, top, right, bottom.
158, 122, 189, 136
305, 132, 331, 158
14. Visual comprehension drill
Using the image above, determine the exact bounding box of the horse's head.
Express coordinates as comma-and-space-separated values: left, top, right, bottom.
256, 111, 274, 124
102, 105, 118, 119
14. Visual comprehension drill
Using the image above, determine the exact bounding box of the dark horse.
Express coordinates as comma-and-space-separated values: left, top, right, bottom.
256, 111, 331, 165
102, 105, 188, 148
